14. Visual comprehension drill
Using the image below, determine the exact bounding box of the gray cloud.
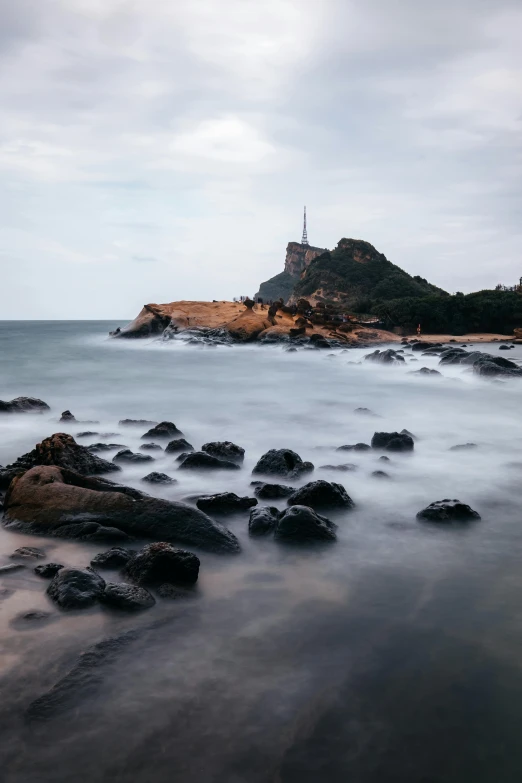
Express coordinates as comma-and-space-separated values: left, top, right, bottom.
1, 0, 521, 317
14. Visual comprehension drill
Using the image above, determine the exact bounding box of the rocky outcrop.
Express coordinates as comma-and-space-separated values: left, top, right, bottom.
0, 397, 50, 414
252, 449, 314, 479
255, 242, 327, 302
371, 431, 414, 452
223, 308, 272, 342
47, 567, 106, 609
248, 506, 280, 536
201, 441, 245, 464
286, 480, 354, 511
275, 505, 337, 542
196, 493, 257, 515
417, 499, 481, 523
3, 465, 240, 552
439, 349, 522, 378
123, 542, 200, 585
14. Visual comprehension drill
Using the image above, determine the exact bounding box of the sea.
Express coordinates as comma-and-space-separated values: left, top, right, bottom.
1, 320, 522, 782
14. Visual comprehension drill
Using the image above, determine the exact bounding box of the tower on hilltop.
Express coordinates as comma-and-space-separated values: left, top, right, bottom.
301, 206, 309, 246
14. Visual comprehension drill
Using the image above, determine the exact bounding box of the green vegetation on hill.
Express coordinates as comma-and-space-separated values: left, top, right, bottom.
256, 270, 297, 303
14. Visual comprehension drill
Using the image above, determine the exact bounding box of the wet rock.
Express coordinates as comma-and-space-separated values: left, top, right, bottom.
372, 470, 391, 479
175, 452, 191, 463
100, 582, 155, 610
177, 452, 240, 471
141, 422, 183, 440
410, 367, 442, 376
87, 443, 126, 453
365, 349, 405, 364
47, 567, 106, 609
449, 443, 478, 451
59, 410, 77, 422
336, 443, 371, 452
287, 480, 354, 511
252, 449, 314, 479
417, 499, 481, 523
411, 342, 444, 352
90, 547, 134, 570
165, 438, 194, 454
371, 431, 414, 452
77, 431, 98, 438
141, 471, 176, 485
112, 449, 154, 464
119, 419, 158, 427
439, 349, 522, 377
0, 563, 25, 574
0, 432, 120, 490
319, 464, 358, 472
201, 441, 245, 464
196, 493, 257, 514
140, 443, 163, 452
275, 505, 337, 542
0, 397, 50, 414
3, 465, 240, 553
499, 345, 511, 350
124, 542, 200, 585
34, 562, 64, 578
10, 546, 46, 560
249, 506, 280, 536
252, 482, 296, 500
309, 334, 330, 349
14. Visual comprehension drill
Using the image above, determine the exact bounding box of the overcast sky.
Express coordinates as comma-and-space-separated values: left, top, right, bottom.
1, 0, 521, 318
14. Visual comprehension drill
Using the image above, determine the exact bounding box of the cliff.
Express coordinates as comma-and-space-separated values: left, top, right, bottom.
255, 242, 326, 302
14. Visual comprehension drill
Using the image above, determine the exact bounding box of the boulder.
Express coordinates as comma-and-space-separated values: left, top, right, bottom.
275, 505, 337, 542
286, 480, 354, 511
372, 470, 391, 479
499, 345, 510, 350
141, 472, 176, 485
224, 309, 272, 342
3, 465, 240, 553
59, 410, 77, 422
123, 543, 200, 585
100, 582, 155, 611
249, 506, 280, 536
119, 419, 158, 427
336, 443, 370, 452
113, 449, 154, 464
0, 433, 120, 490
90, 547, 134, 569
87, 443, 126, 453
196, 493, 257, 514
0, 397, 50, 414
252, 449, 314, 479
10, 546, 46, 560
140, 443, 163, 451
410, 367, 442, 376
449, 443, 478, 451
34, 562, 64, 578
165, 438, 194, 454
252, 482, 296, 500
76, 431, 98, 438
177, 452, 240, 471
354, 407, 379, 417
417, 499, 481, 523
364, 349, 405, 364
47, 567, 106, 609
411, 342, 444, 352
371, 431, 414, 452
141, 422, 183, 440
201, 441, 245, 464
319, 464, 357, 472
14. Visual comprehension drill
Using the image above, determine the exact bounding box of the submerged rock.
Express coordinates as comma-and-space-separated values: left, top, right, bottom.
252, 482, 296, 500
0, 397, 50, 414
252, 449, 314, 479
139, 443, 163, 452
417, 499, 481, 523
364, 349, 405, 364
336, 443, 370, 452
319, 464, 358, 472
124, 543, 200, 585
371, 431, 414, 452
201, 441, 245, 464
287, 480, 354, 511
3, 465, 240, 553
47, 567, 106, 609
100, 582, 155, 611
275, 505, 337, 542
165, 438, 194, 454
34, 562, 64, 578
119, 419, 158, 427
90, 547, 134, 570
113, 449, 154, 464
10, 546, 46, 560
141, 422, 183, 440
87, 443, 126, 453
196, 493, 257, 514
177, 452, 240, 471
59, 410, 77, 422
372, 470, 391, 479
249, 506, 280, 536
449, 443, 478, 451
141, 472, 176, 485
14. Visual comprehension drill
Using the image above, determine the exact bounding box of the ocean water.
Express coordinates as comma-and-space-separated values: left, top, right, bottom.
1, 321, 522, 782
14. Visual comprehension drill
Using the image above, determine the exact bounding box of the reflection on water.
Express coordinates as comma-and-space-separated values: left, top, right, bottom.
1, 322, 522, 781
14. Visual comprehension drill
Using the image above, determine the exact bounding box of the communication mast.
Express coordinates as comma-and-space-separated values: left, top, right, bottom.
301, 206, 309, 246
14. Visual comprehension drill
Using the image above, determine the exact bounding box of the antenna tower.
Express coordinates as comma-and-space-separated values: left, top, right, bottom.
301, 206, 309, 246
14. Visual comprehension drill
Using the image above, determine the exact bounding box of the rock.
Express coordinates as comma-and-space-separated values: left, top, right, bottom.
449, 443, 478, 451
354, 407, 379, 417
224, 308, 272, 342
371, 431, 414, 452
439, 349, 522, 377
400, 428, 417, 440
100, 582, 155, 610
34, 562, 64, 578
201, 441, 245, 464
87, 443, 126, 453
165, 438, 194, 454
309, 334, 331, 349
0, 563, 25, 574
417, 499, 481, 523
175, 452, 191, 463
378, 455, 391, 462
124, 543, 200, 585
411, 342, 444, 352
275, 505, 337, 542
119, 419, 158, 427
76, 431, 98, 438
3, 465, 240, 553
319, 464, 358, 472
365, 349, 405, 364
252, 449, 314, 479
140, 443, 163, 451
410, 367, 442, 376
141, 472, 176, 485
47, 567, 106, 609
59, 410, 77, 422
336, 443, 370, 452
90, 547, 134, 569
10, 546, 46, 560
499, 345, 510, 350
0, 397, 50, 414
142, 421, 183, 440
287, 480, 354, 511
252, 482, 296, 499
112, 449, 154, 464
0, 432, 121, 490
177, 452, 241, 471
196, 493, 257, 514
372, 470, 390, 479
249, 506, 280, 536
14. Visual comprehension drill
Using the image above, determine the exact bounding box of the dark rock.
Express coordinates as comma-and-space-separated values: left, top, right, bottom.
0, 563, 25, 574
156, 583, 194, 599
119, 419, 158, 427
253, 482, 296, 499
417, 499, 481, 523
252, 449, 314, 479
364, 349, 405, 364
0, 396, 50, 414
354, 407, 379, 417
0, 432, 120, 490
59, 410, 77, 422
400, 428, 417, 440
201, 441, 245, 464
410, 367, 442, 376
141, 422, 183, 440
177, 452, 240, 471
411, 342, 444, 352
165, 438, 194, 454
4, 465, 240, 553
112, 449, 154, 464
10, 546, 46, 560
378, 455, 391, 462
140, 443, 163, 451
249, 506, 280, 536
196, 493, 257, 514
34, 562, 64, 578
287, 480, 354, 511
499, 345, 510, 350
319, 464, 358, 472
336, 443, 370, 452
141, 472, 176, 485
309, 334, 330, 349
87, 442, 126, 453
90, 547, 134, 569
371, 431, 414, 452
47, 567, 106, 609
275, 505, 337, 542
175, 452, 191, 463
76, 431, 98, 438
100, 582, 155, 610
124, 543, 200, 585
372, 470, 391, 479
449, 443, 478, 451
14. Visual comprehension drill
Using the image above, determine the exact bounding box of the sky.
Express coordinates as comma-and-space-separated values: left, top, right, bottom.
1, 0, 521, 319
